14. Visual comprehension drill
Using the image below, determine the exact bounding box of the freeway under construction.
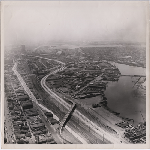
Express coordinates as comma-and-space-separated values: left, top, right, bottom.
40, 58, 124, 144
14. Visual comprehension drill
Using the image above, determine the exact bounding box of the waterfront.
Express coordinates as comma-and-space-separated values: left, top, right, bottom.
105, 63, 146, 126
78, 62, 146, 126
110, 62, 146, 76
4, 47, 147, 144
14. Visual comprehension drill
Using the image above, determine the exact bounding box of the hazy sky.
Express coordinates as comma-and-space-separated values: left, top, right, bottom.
3, 1, 147, 46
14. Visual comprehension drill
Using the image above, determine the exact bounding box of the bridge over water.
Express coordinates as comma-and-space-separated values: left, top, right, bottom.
121, 75, 146, 77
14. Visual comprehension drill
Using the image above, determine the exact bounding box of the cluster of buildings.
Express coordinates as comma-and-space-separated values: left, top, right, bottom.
26, 57, 59, 76
17, 60, 59, 144
46, 61, 120, 101
4, 71, 33, 144
81, 46, 146, 68
4, 58, 57, 144
124, 122, 146, 144
4, 46, 146, 145
116, 121, 146, 144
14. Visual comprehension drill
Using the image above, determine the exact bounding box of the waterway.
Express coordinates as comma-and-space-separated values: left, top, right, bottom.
105, 62, 146, 126
110, 61, 146, 76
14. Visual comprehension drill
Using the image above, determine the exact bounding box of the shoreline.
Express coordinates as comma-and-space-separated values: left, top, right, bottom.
46, 71, 146, 128
109, 60, 146, 69
46, 82, 124, 133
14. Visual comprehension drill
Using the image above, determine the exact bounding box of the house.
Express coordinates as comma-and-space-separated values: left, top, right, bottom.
18, 95, 29, 101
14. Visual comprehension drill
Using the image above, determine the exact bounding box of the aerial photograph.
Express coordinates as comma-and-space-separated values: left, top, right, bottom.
2, 1, 147, 145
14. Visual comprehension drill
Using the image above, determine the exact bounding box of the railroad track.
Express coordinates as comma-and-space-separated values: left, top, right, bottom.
40, 62, 122, 144
42, 98, 107, 144
68, 116, 106, 144
29, 55, 123, 144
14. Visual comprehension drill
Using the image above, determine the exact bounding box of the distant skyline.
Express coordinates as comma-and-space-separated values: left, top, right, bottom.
3, 1, 147, 46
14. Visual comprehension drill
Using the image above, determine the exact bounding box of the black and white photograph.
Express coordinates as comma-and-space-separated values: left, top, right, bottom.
1, 1, 149, 149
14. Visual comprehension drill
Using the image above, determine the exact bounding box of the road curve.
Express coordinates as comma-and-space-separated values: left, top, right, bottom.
40, 59, 123, 144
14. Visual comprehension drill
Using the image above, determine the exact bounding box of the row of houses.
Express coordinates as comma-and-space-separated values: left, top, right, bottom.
4, 71, 35, 144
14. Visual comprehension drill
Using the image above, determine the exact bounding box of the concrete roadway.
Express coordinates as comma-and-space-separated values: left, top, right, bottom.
40, 59, 123, 144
